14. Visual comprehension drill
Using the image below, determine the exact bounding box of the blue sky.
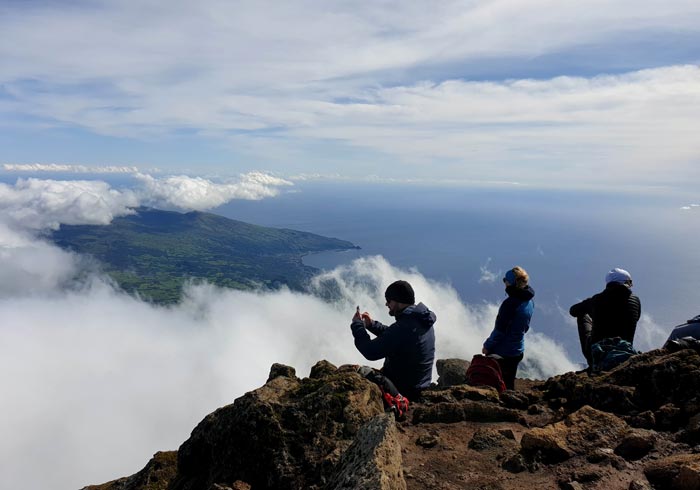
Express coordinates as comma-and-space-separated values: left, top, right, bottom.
1, 0, 699, 189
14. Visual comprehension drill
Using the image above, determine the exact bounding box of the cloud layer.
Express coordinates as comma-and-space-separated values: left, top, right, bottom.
1, 1, 699, 187
0, 226, 577, 490
0, 172, 292, 231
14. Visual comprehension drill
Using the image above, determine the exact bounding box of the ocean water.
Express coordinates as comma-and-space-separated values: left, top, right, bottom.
217, 181, 700, 361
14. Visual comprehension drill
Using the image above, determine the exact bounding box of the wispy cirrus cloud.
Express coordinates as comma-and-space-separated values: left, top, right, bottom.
0, 1, 699, 187
3, 163, 144, 174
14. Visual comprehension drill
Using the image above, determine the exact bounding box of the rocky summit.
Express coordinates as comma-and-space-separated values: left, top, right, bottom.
83, 349, 700, 490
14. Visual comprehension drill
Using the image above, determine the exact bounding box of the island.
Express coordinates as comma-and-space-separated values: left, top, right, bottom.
50, 207, 359, 303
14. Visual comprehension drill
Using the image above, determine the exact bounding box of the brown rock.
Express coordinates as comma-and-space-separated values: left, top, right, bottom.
451, 384, 502, 403
267, 363, 296, 382
415, 433, 440, 448
629, 480, 652, 490
436, 358, 469, 387
644, 454, 700, 490
326, 414, 406, 490
412, 400, 520, 425
468, 428, 513, 452
543, 350, 700, 423
656, 403, 683, 430
676, 460, 700, 490
520, 426, 573, 463
521, 405, 628, 463
81, 451, 177, 490
171, 366, 383, 490
310, 360, 338, 379
500, 390, 530, 410
626, 410, 656, 429
615, 429, 656, 461
502, 453, 528, 473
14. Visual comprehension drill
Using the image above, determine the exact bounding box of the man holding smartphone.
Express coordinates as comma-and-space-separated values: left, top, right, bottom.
351, 280, 437, 402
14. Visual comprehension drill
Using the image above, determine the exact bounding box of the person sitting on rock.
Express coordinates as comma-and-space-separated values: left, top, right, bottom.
351, 280, 436, 402
569, 267, 641, 366
482, 266, 535, 390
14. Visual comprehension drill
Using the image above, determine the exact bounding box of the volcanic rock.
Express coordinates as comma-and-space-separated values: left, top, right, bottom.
171, 361, 383, 490
326, 414, 406, 490
435, 358, 469, 387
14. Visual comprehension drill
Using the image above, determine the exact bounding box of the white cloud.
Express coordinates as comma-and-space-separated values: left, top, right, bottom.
0, 178, 139, 230
0, 2, 699, 186
3, 163, 142, 174
1, 248, 577, 490
134, 172, 293, 211
635, 313, 670, 352
0, 222, 83, 295
478, 257, 500, 284
0, 173, 292, 231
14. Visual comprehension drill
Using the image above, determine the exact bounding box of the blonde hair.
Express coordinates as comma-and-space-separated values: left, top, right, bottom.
512, 266, 529, 288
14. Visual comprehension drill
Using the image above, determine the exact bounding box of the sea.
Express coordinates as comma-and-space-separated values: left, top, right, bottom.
216, 181, 700, 360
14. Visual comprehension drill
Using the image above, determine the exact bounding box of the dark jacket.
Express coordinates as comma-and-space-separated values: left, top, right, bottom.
351, 302, 436, 399
483, 285, 535, 358
569, 282, 641, 345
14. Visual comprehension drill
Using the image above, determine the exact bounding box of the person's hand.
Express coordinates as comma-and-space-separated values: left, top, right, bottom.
352, 307, 362, 323
482, 347, 489, 355
361, 312, 372, 328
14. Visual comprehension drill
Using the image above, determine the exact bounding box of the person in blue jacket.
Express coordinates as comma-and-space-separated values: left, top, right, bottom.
482, 266, 534, 390
351, 280, 436, 401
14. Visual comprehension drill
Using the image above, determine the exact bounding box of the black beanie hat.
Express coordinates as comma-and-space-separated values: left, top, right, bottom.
384, 280, 415, 305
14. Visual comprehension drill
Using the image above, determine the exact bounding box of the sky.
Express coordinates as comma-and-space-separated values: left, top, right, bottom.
1, 0, 699, 189
0, 2, 698, 488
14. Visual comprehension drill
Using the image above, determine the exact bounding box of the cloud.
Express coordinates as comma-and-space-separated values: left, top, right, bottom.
1, 2, 699, 187
478, 257, 500, 284
635, 313, 670, 352
0, 222, 84, 295
1, 245, 577, 489
0, 173, 293, 231
134, 172, 293, 211
0, 178, 139, 230
3, 163, 143, 173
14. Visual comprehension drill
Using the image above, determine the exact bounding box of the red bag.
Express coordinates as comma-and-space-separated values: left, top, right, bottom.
465, 355, 506, 393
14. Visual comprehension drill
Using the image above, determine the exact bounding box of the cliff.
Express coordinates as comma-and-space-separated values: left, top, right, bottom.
83, 349, 700, 490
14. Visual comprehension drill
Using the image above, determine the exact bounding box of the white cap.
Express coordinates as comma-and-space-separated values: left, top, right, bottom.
605, 268, 632, 285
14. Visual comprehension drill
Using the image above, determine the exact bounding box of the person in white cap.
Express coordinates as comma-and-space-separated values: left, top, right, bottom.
569, 268, 641, 366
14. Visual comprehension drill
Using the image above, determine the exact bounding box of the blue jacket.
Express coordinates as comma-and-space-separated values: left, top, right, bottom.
351, 302, 436, 399
483, 285, 535, 358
